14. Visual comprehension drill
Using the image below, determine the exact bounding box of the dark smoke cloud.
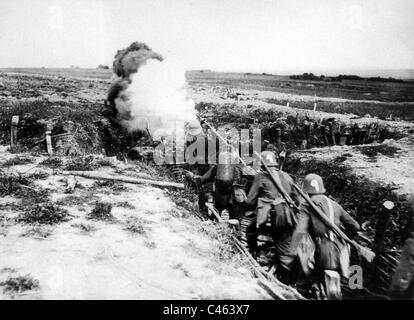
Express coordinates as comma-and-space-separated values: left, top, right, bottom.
113, 42, 163, 79
107, 41, 200, 140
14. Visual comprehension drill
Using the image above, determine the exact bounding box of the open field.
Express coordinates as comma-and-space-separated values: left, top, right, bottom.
0, 68, 112, 81
187, 70, 414, 102
188, 71, 414, 121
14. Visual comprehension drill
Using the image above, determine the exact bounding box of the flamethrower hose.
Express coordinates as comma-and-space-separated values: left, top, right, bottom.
198, 118, 248, 167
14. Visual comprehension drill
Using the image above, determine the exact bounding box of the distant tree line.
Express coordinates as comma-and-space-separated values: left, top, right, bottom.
289, 73, 406, 83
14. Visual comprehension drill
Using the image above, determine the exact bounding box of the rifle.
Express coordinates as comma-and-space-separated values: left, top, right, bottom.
292, 184, 375, 264
255, 151, 374, 263
200, 118, 374, 263
254, 151, 298, 212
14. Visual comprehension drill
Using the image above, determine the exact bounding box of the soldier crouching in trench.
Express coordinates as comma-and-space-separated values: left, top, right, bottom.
288, 174, 361, 299
245, 150, 300, 282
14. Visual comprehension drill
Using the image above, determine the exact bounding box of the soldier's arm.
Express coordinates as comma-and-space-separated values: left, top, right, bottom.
338, 204, 361, 238
246, 175, 262, 207
198, 165, 217, 184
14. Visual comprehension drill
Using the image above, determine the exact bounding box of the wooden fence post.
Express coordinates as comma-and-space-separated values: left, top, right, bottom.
368, 201, 394, 288
275, 128, 281, 149
10, 116, 19, 151
46, 130, 53, 155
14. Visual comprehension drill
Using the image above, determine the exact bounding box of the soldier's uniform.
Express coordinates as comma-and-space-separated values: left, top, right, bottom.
197, 163, 245, 218
291, 174, 360, 287
192, 148, 245, 219
245, 151, 300, 270
389, 234, 414, 300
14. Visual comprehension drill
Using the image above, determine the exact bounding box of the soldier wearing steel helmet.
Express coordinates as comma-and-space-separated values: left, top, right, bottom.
186, 143, 244, 219
290, 173, 360, 298
245, 150, 300, 277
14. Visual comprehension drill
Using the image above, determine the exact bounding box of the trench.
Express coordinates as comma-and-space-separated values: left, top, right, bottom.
193, 102, 413, 297
1, 98, 412, 298
283, 156, 414, 296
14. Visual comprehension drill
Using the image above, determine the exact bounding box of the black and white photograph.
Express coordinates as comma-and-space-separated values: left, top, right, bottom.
0, 0, 413, 306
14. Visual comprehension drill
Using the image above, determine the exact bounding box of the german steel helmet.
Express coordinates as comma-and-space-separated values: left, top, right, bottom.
187, 119, 202, 136
260, 151, 279, 167
303, 173, 326, 194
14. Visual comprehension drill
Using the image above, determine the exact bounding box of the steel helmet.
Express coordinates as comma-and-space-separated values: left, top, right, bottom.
187, 120, 202, 136
260, 151, 279, 167
218, 150, 239, 164
303, 174, 326, 195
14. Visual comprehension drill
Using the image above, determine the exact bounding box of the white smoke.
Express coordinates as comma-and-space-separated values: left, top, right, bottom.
115, 59, 198, 141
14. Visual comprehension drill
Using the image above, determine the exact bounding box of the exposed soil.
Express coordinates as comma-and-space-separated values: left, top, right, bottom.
0, 150, 269, 300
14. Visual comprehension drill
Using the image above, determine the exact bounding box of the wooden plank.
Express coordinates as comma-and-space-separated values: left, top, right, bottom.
58, 170, 185, 189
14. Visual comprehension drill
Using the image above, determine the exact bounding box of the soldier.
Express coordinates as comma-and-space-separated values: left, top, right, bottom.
290, 174, 360, 299
388, 232, 414, 300
245, 151, 300, 278
186, 146, 244, 219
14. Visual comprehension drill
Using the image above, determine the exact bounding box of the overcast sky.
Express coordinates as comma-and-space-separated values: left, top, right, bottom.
0, 0, 413, 73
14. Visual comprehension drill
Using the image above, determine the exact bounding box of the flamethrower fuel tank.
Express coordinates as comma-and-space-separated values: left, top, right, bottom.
216, 151, 238, 182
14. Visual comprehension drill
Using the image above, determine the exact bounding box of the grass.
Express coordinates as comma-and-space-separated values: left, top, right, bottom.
114, 201, 136, 209
144, 240, 157, 249
187, 71, 414, 102
0, 98, 103, 153
20, 226, 53, 238
95, 158, 116, 167
123, 216, 151, 235
93, 179, 130, 192
64, 156, 100, 171
0, 274, 40, 295
266, 97, 414, 121
39, 157, 63, 168
1, 156, 35, 167
195, 101, 404, 149
355, 144, 401, 158
0, 67, 112, 80
55, 194, 97, 207
71, 222, 96, 233
0, 169, 49, 202
17, 202, 70, 225
87, 202, 114, 221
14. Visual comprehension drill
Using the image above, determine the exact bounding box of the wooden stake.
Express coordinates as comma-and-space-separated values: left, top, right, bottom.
10, 116, 19, 150
330, 123, 336, 146
46, 131, 53, 155
368, 201, 394, 288
275, 128, 281, 149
